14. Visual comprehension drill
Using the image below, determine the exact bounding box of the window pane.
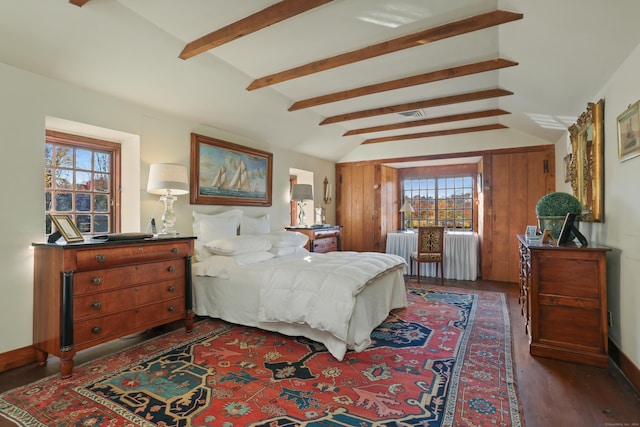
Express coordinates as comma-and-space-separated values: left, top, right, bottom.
55, 169, 73, 189
95, 173, 109, 192
94, 152, 110, 172
76, 149, 92, 171
45, 168, 53, 189
94, 215, 109, 233
54, 146, 73, 168
76, 171, 92, 191
76, 214, 91, 233
45, 144, 53, 166
94, 194, 109, 212
76, 193, 91, 212
55, 193, 73, 211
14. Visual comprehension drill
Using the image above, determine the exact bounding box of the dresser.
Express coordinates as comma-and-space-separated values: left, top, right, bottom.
285, 226, 342, 253
32, 237, 195, 378
517, 234, 610, 367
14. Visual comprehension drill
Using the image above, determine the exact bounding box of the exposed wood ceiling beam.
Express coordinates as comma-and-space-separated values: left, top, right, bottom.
69, 0, 90, 6
289, 59, 517, 111
179, 0, 332, 60
247, 10, 522, 90
321, 88, 513, 125
362, 124, 507, 144
344, 109, 510, 136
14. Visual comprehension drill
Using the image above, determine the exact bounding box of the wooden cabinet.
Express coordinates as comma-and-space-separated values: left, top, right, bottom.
285, 226, 342, 253
32, 237, 195, 378
517, 235, 609, 367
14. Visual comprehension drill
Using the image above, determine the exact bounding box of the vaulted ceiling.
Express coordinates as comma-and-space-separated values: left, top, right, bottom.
2, 0, 640, 162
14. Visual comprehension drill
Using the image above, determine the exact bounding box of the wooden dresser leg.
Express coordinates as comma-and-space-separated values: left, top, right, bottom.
60, 353, 74, 378
35, 349, 48, 367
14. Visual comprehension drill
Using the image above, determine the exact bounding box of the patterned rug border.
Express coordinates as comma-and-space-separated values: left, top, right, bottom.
0, 284, 524, 427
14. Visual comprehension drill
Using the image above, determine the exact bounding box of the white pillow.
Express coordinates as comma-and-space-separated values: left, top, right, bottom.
232, 251, 275, 266
240, 214, 271, 235
264, 230, 309, 248
193, 210, 243, 261
204, 235, 272, 256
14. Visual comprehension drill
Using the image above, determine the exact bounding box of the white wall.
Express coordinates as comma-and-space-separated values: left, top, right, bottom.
0, 62, 334, 354
555, 42, 640, 370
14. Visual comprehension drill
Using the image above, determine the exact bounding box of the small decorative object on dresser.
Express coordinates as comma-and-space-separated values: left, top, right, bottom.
32, 236, 195, 378
285, 225, 342, 253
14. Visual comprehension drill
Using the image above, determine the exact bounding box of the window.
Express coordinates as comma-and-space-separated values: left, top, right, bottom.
45, 131, 121, 236
402, 175, 474, 230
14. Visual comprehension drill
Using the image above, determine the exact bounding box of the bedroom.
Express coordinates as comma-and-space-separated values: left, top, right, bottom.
1, 0, 640, 425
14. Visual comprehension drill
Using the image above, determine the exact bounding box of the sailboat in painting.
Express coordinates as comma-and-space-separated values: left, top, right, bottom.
228, 160, 250, 191
211, 166, 227, 188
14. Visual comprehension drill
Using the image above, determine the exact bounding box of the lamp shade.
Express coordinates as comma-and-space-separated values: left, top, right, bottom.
399, 200, 415, 213
147, 163, 189, 195
291, 183, 313, 201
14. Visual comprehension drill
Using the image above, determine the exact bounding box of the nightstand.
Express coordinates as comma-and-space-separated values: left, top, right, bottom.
285, 226, 342, 253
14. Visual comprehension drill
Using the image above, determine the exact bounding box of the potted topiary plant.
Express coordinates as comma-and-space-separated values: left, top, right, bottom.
535, 192, 582, 238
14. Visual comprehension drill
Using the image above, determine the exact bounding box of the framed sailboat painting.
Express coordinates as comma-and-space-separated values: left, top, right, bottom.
190, 133, 273, 206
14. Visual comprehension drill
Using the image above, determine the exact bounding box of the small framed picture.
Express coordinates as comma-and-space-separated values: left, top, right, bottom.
525, 225, 537, 236
49, 214, 84, 243
617, 100, 640, 162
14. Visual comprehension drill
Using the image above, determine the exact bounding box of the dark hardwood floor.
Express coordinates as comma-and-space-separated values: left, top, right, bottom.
1, 278, 639, 427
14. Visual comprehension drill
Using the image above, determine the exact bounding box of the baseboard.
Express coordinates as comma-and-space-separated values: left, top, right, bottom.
0, 345, 38, 373
609, 337, 640, 393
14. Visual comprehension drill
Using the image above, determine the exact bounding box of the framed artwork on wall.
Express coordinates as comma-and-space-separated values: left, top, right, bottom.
190, 133, 273, 206
617, 100, 640, 162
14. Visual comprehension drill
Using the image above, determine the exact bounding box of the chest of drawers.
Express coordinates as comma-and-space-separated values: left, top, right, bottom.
517, 234, 610, 367
32, 237, 195, 378
285, 226, 342, 253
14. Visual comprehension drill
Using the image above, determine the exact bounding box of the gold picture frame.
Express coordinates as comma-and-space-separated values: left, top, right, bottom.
617, 100, 640, 162
569, 99, 604, 222
190, 133, 273, 206
49, 214, 84, 243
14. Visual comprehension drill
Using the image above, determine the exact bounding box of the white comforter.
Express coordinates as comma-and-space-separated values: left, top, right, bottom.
256, 251, 406, 342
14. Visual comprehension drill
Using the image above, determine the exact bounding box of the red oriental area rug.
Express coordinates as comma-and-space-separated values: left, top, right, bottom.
0, 285, 523, 426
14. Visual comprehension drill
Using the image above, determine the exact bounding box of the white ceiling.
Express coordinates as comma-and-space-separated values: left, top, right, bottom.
1, 0, 639, 163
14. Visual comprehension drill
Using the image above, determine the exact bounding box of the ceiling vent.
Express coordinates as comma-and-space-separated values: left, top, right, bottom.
398, 109, 425, 118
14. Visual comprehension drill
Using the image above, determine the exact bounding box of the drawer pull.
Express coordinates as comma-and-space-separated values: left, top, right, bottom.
91, 277, 102, 285
91, 326, 101, 335
95, 254, 105, 262
168, 305, 176, 312
168, 266, 175, 273
91, 301, 102, 309
171, 247, 179, 253
168, 285, 176, 292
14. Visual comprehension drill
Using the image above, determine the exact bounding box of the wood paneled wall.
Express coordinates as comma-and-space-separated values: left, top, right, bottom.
336, 144, 555, 282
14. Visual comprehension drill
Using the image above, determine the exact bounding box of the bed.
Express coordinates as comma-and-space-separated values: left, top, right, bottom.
190, 210, 408, 361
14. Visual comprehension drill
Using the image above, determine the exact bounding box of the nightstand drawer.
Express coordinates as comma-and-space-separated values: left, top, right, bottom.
311, 237, 338, 253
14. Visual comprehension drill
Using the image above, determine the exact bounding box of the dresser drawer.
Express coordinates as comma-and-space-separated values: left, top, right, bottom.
75, 241, 191, 270
74, 297, 185, 346
74, 280, 185, 320
311, 237, 338, 253
74, 260, 186, 295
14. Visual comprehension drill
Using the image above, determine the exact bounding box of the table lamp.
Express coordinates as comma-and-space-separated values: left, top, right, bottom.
399, 200, 415, 230
291, 183, 313, 227
147, 163, 189, 236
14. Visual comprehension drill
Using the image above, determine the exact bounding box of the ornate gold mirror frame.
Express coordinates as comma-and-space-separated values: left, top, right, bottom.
569, 99, 604, 222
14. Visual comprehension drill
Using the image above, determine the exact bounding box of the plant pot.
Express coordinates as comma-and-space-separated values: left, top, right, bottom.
537, 216, 579, 239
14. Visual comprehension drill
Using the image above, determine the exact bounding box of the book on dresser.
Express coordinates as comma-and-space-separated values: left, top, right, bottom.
32, 236, 195, 378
